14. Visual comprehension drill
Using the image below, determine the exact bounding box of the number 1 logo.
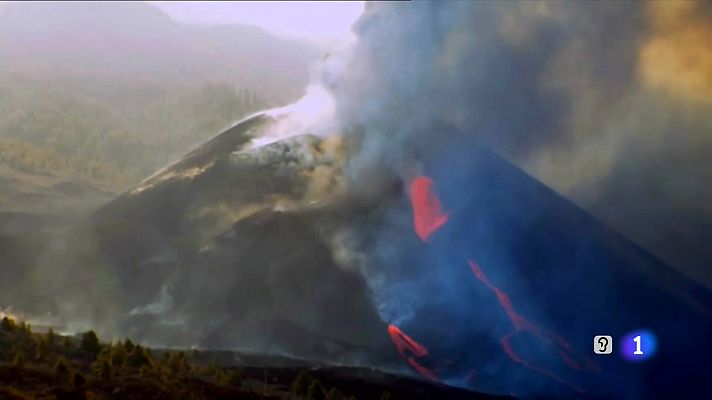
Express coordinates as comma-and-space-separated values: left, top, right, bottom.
633, 335, 643, 355
621, 330, 657, 361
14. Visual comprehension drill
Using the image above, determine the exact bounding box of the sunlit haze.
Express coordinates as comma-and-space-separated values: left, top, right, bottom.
150, 1, 364, 45
1, 2, 711, 399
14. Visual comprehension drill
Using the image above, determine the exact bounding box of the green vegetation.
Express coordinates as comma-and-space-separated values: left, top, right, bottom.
53, 356, 71, 383
0, 77, 268, 193
80, 330, 101, 358
307, 380, 326, 400
326, 387, 345, 400
0, 316, 366, 400
291, 370, 313, 397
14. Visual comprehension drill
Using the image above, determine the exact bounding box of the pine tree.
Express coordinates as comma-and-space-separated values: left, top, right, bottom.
110, 342, 127, 370
127, 345, 150, 368
139, 364, 153, 378
206, 354, 221, 377
307, 380, 326, 400
12, 351, 25, 368
46, 328, 57, 351
62, 336, 73, 353
72, 371, 87, 389
97, 346, 111, 362
55, 357, 71, 383
225, 369, 242, 387
123, 339, 135, 354
17, 322, 31, 337
80, 330, 101, 358
326, 387, 344, 400
144, 347, 154, 361
170, 351, 189, 375
0, 317, 16, 332
35, 336, 49, 361
291, 370, 312, 396
93, 359, 112, 381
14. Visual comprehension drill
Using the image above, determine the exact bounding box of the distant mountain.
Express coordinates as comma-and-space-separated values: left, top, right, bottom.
0, 2, 319, 104
0, 2, 320, 213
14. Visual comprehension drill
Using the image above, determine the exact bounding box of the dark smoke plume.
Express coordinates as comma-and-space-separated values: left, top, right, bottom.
327, 0, 712, 288
307, 1, 712, 397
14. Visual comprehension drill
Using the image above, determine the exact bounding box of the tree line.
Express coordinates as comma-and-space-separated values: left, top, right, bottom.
0, 77, 269, 191
1, 316, 397, 400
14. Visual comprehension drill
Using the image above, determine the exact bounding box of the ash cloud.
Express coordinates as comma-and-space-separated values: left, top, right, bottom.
325, 0, 712, 288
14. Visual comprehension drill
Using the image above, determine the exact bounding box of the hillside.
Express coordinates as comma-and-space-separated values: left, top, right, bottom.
0, 2, 317, 104
0, 2, 319, 215
2, 107, 711, 398
87, 114, 712, 398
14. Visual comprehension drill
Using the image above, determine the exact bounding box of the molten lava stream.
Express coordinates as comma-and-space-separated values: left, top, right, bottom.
410, 176, 449, 242
468, 260, 594, 393
387, 324, 438, 382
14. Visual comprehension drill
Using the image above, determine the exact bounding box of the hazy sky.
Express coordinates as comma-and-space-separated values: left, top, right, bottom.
150, 1, 365, 45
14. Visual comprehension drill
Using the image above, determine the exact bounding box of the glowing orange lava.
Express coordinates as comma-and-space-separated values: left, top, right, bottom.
387, 324, 438, 381
410, 176, 449, 242
468, 259, 596, 393
501, 333, 584, 393
399, 175, 595, 393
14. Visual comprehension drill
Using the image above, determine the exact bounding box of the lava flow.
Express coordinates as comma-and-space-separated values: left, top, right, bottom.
387, 324, 438, 382
399, 175, 596, 393
469, 260, 595, 393
410, 176, 449, 242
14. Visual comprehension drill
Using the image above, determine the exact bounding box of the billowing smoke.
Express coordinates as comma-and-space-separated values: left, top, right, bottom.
2, 1, 710, 398
323, 0, 712, 288
298, 0, 712, 397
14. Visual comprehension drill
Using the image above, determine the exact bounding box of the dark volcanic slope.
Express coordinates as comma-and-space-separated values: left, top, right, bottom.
89, 114, 395, 367
357, 138, 712, 398
79, 114, 712, 399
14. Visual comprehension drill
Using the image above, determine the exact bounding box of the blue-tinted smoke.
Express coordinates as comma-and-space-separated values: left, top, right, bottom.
324, 2, 712, 397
